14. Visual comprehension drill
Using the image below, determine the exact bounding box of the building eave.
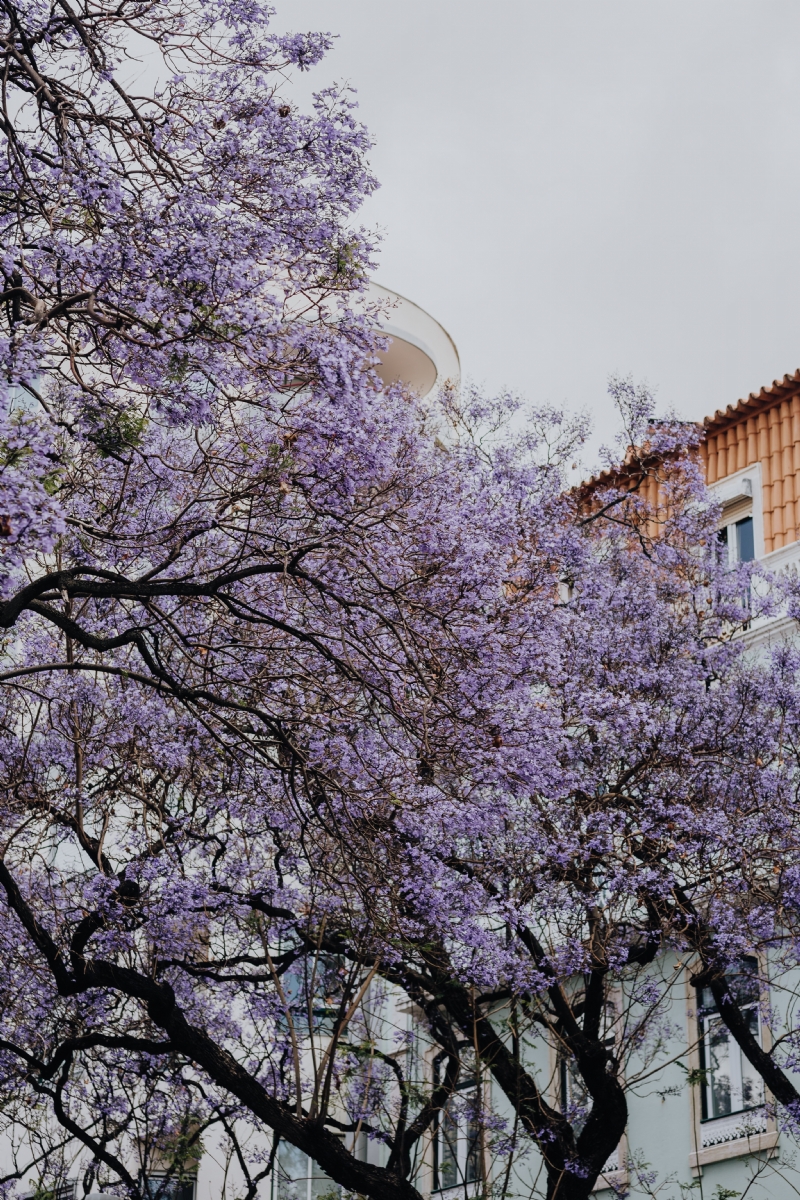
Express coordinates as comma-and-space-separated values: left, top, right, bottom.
704, 369, 800, 437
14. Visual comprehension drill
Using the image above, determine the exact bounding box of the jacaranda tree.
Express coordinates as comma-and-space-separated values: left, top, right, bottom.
3, 5, 800, 1200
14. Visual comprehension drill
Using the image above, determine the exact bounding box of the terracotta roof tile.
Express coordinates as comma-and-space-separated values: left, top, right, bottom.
580, 373, 800, 494
704, 369, 800, 435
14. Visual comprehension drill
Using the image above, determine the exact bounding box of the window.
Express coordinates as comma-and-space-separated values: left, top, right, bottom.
434, 1071, 480, 1192
697, 958, 764, 1123
22, 1182, 78, 1200
560, 1041, 621, 1173
272, 1142, 340, 1200
717, 516, 755, 622
718, 516, 755, 566
144, 1179, 195, 1200
279, 954, 349, 1038
560, 1054, 589, 1139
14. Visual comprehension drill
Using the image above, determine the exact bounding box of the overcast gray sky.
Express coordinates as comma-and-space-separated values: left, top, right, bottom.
272, 1, 800, 461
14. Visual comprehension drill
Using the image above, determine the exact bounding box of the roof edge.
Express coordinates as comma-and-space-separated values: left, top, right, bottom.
704, 369, 800, 435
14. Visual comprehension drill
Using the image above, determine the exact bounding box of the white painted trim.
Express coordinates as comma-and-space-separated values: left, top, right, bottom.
759, 538, 800, 572
716, 476, 753, 507
689, 1129, 778, 1170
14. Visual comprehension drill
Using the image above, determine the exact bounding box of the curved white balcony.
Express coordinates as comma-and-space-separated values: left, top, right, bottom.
368, 282, 460, 398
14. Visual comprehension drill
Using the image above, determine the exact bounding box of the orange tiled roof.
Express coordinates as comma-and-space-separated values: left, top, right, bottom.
704, 369, 800, 436
577, 422, 697, 499
574, 460, 642, 499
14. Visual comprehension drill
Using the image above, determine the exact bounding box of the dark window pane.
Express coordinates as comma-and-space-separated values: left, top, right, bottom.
310, 1170, 341, 1200
699, 958, 760, 1013
465, 1109, 480, 1184
730, 956, 760, 1005
144, 1181, 194, 1200
274, 1143, 308, 1200
742, 1007, 764, 1109
561, 1057, 589, 1138
698, 984, 715, 1013
433, 1069, 480, 1191
736, 517, 754, 563
706, 1016, 733, 1117
436, 1104, 459, 1189
717, 525, 729, 566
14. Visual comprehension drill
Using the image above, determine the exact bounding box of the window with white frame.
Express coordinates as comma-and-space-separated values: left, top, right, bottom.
433, 1062, 480, 1193
272, 1142, 340, 1200
697, 957, 765, 1130
717, 515, 755, 566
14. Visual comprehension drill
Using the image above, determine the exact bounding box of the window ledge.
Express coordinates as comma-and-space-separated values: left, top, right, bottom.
690, 1130, 778, 1170
593, 1168, 628, 1193
432, 1187, 481, 1199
